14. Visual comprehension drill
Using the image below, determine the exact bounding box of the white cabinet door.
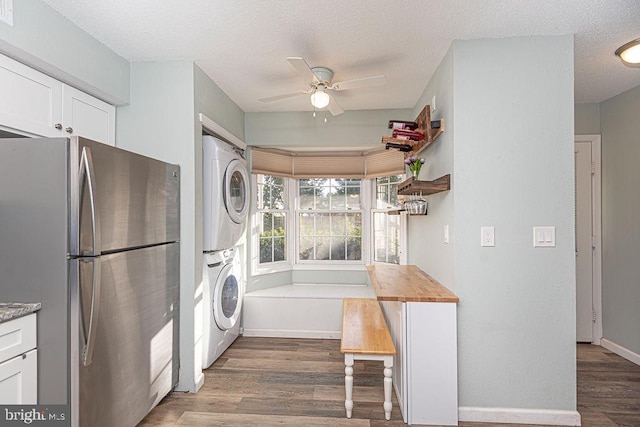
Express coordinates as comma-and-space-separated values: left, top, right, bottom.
62, 85, 116, 145
0, 54, 62, 137
0, 349, 37, 404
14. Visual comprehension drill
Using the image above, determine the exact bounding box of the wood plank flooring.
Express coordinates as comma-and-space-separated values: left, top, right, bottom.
138, 339, 640, 427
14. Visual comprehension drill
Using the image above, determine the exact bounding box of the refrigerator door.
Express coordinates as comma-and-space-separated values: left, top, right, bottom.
78, 242, 179, 427
71, 137, 180, 256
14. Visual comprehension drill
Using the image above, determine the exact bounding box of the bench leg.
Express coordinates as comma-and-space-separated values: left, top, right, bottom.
344, 353, 354, 418
383, 356, 393, 420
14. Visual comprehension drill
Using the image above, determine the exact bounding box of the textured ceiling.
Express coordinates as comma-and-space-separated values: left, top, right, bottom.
41, 0, 640, 112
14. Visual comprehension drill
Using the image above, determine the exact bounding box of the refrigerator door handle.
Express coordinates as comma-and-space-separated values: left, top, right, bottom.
81, 257, 101, 367
79, 146, 101, 256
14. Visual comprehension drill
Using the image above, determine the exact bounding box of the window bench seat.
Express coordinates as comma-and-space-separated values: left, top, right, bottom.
242, 284, 375, 339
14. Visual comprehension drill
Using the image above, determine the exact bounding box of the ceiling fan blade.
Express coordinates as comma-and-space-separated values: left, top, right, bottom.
327, 93, 344, 116
330, 75, 387, 91
258, 90, 309, 103
287, 57, 319, 83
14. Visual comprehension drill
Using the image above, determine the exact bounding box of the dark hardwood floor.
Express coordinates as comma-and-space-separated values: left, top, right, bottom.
139, 339, 640, 426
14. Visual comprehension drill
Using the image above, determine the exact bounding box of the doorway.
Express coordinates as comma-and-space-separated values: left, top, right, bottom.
574, 135, 602, 344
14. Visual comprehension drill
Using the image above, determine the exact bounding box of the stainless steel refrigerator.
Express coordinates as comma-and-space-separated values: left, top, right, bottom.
0, 136, 180, 426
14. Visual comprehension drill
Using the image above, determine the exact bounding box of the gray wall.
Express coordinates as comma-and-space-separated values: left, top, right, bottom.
407, 46, 455, 289
600, 83, 640, 356
0, 0, 129, 104
116, 61, 200, 392
575, 103, 601, 135
245, 109, 412, 148
116, 62, 247, 393
452, 35, 576, 410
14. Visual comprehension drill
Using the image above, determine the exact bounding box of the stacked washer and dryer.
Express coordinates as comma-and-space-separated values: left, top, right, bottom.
202, 135, 250, 368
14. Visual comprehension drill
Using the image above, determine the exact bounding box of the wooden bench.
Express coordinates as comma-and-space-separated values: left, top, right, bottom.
340, 298, 397, 420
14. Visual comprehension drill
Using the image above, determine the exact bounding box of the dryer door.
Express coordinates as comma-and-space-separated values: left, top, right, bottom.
223, 159, 249, 224
213, 262, 242, 330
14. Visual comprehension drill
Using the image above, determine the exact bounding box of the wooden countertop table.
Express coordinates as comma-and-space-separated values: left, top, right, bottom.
366, 264, 459, 303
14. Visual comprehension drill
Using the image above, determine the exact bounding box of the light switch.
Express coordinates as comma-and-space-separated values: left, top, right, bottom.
481, 226, 495, 247
533, 226, 556, 247
431, 95, 436, 113
443, 225, 449, 244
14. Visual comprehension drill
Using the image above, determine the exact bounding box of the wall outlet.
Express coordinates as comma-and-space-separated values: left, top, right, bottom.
481, 226, 495, 247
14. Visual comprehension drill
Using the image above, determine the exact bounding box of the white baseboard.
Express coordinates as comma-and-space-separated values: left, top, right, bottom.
242, 328, 341, 339
458, 407, 581, 426
601, 338, 640, 366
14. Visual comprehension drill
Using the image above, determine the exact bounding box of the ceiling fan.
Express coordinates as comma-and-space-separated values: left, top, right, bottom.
259, 57, 387, 116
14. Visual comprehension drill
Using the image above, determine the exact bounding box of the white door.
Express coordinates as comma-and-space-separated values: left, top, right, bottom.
575, 141, 594, 342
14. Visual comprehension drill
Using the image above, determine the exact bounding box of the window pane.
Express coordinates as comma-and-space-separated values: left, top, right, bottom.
330, 237, 346, 260
316, 214, 330, 236
259, 238, 272, 263
372, 211, 399, 265
274, 237, 286, 262
346, 213, 362, 236
273, 213, 286, 231
262, 213, 273, 232
346, 186, 360, 209
299, 236, 314, 260
316, 237, 330, 260
346, 237, 361, 260
299, 213, 315, 236
330, 213, 346, 236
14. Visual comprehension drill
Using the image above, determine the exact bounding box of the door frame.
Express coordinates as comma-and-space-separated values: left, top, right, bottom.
575, 134, 602, 344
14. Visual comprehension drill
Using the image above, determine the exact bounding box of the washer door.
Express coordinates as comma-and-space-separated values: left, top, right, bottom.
223, 159, 249, 224
213, 262, 242, 330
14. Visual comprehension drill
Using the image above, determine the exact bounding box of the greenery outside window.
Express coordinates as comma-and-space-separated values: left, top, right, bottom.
297, 179, 362, 262
256, 175, 287, 264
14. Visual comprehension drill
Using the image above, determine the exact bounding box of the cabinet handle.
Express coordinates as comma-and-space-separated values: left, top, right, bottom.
54, 123, 62, 130
65, 127, 73, 134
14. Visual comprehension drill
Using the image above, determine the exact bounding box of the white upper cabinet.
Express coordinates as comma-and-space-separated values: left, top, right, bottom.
0, 54, 63, 138
62, 85, 115, 145
0, 54, 115, 145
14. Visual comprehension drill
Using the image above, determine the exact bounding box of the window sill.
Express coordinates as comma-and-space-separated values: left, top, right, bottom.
293, 263, 366, 271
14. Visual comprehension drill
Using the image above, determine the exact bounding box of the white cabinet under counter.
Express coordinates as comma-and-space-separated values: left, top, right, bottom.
0, 305, 40, 404
368, 265, 459, 426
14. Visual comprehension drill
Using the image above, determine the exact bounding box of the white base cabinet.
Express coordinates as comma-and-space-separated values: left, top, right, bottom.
380, 300, 458, 426
0, 314, 38, 404
0, 53, 115, 145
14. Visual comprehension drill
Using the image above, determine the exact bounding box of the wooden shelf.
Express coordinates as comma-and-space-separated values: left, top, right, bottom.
383, 105, 444, 158
397, 174, 450, 196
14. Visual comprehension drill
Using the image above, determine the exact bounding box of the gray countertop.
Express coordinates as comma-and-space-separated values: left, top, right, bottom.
0, 302, 41, 324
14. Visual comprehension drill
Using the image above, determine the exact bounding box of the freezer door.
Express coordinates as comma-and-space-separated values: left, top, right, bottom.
71, 137, 180, 256
78, 242, 179, 427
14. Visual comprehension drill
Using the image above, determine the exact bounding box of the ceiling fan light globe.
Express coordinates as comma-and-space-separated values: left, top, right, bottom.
310, 90, 330, 109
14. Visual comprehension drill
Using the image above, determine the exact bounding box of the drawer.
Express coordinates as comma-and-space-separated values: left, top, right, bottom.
0, 314, 37, 363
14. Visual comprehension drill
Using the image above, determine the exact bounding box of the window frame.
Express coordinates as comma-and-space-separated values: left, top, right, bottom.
253, 174, 411, 276
370, 174, 408, 266
252, 174, 293, 275
294, 178, 370, 266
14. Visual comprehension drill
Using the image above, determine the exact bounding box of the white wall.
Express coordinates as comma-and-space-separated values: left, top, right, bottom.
0, 0, 129, 104
600, 83, 640, 356
452, 35, 576, 414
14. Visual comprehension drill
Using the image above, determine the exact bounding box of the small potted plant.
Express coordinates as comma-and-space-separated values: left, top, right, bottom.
405, 156, 425, 178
